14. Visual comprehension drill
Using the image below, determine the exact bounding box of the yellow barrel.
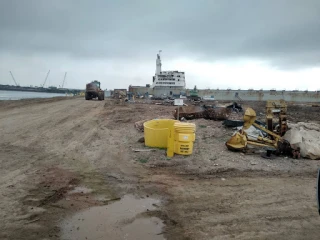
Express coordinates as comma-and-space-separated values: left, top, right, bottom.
173, 122, 196, 155
144, 119, 178, 148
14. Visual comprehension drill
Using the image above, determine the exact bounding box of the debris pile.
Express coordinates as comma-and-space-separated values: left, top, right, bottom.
225, 106, 296, 158
173, 105, 205, 120
284, 122, 320, 160
134, 119, 150, 132
203, 106, 232, 120
226, 102, 243, 112
173, 102, 242, 121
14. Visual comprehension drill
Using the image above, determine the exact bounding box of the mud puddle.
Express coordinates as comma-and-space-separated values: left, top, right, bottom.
60, 195, 165, 240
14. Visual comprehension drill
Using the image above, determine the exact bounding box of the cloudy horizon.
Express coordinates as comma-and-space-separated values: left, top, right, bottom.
1, 0, 320, 90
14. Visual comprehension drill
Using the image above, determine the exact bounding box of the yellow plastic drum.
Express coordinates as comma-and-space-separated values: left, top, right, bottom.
173, 122, 196, 155
144, 119, 178, 148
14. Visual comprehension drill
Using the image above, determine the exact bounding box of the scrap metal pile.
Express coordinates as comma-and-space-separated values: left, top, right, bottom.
173, 102, 243, 121
225, 100, 300, 159
173, 99, 317, 159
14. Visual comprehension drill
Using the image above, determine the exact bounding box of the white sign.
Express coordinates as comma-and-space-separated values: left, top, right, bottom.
174, 99, 184, 106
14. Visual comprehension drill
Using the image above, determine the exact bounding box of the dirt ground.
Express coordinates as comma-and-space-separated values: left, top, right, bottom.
1, 97, 320, 240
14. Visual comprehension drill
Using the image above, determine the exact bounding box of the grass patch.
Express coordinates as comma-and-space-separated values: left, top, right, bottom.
138, 158, 148, 163
156, 147, 167, 150
199, 125, 207, 128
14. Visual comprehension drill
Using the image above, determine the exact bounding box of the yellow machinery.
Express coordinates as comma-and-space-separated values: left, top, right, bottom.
266, 99, 288, 136
226, 99, 290, 155
226, 107, 291, 155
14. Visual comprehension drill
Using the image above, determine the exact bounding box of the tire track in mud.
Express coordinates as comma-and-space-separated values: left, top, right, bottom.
177, 167, 318, 179
146, 170, 320, 240
0, 98, 118, 240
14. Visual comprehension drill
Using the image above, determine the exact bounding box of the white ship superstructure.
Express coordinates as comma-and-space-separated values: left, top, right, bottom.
151, 52, 186, 89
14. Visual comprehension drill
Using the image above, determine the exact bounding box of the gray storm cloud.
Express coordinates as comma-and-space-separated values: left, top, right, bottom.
1, 0, 320, 68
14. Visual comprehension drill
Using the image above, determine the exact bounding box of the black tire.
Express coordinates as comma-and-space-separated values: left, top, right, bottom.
85, 92, 90, 100
98, 92, 103, 101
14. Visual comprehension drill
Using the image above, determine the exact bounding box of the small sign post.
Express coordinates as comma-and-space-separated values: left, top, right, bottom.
174, 99, 184, 120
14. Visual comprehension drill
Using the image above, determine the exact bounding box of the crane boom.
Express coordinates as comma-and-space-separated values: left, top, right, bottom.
42, 70, 50, 88
9, 71, 19, 86
62, 72, 67, 88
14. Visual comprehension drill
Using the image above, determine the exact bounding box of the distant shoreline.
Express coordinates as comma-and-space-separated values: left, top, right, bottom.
0, 85, 83, 94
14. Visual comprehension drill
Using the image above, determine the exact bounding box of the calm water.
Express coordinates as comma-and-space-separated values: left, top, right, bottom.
0, 90, 67, 100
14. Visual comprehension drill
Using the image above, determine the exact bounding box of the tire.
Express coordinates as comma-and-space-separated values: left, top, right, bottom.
101, 92, 105, 100
85, 92, 90, 100
98, 92, 103, 101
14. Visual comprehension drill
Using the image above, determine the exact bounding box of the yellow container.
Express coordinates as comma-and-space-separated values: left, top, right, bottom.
144, 119, 178, 148
173, 122, 196, 155
174, 141, 194, 155
174, 133, 196, 142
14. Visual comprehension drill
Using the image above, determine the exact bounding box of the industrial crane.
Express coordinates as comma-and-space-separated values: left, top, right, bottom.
61, 72, 67, 88
9, 71, 19, 86
42, 70, 50, 88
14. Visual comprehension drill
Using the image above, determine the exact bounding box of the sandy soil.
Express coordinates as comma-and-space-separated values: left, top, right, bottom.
1, 97, 320, 240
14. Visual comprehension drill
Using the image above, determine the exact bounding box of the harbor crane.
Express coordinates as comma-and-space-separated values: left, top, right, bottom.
42, 70, 50, 88
9, 71, 19, 86
61, 72, 67, 88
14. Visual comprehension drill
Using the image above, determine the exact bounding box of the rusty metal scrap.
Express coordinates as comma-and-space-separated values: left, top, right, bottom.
226, 102, 243, 112
204, 107, 232, 120
173, 106, 205, 120
173, 105, 238, 120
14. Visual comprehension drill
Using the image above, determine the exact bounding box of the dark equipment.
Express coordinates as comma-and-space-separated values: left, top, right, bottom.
85, 80, 104, 101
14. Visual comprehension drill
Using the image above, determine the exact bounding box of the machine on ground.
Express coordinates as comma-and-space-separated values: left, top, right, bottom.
225, 106, 295, 157
85, 80, 104, 101
187, 86, 202, 101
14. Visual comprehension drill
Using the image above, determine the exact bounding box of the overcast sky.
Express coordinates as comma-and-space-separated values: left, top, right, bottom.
0, 0, 319, 90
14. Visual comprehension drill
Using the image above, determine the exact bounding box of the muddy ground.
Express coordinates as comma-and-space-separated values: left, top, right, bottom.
1, 97, 320, 240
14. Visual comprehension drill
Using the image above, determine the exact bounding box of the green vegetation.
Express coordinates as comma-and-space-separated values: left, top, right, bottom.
138, 158, 148, 163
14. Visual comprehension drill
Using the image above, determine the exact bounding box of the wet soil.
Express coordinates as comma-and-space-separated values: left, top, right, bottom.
61, 194, 164, 240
